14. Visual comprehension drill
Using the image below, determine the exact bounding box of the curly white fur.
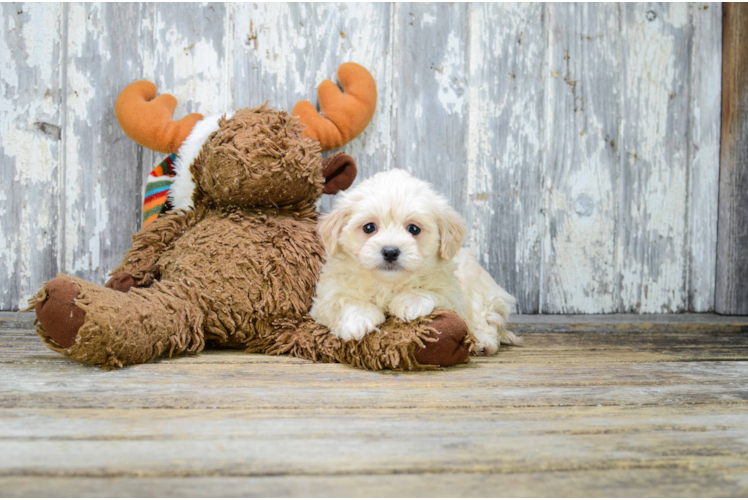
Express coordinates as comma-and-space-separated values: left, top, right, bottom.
310, 169, 520, 354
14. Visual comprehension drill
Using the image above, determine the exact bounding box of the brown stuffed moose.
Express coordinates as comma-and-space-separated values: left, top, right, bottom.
30, 63, 473, 370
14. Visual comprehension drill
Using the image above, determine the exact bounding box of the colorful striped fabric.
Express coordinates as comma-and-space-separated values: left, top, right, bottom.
143, 154, 177, 228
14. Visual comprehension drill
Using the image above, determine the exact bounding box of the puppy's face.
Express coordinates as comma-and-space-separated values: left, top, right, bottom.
319, 169, 466, 282
342, 203, 438, 278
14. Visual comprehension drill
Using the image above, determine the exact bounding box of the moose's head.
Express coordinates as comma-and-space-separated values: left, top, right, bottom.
115, 63, 376, 215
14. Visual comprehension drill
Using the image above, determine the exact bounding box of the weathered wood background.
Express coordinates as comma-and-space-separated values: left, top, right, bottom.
0, 3, 723, 313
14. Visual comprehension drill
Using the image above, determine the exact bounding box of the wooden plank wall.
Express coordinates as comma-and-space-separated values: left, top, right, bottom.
0, 3, 723, 314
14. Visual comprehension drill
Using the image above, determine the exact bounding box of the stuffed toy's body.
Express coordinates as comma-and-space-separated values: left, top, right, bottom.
30, 63, 472, 370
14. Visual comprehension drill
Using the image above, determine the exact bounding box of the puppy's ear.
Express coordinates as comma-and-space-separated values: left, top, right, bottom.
322, 152, 357, 195
437, 205, 466, 260
318, 206, 350, 256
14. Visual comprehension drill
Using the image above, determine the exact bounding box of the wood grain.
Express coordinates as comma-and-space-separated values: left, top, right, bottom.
146, 3, 230, 118
1, 406, 748, 478
1, 319, 748, 496
716, 3, 748, 314
688, 3, 722, 312
3, 334, 748, 411
619, 3, 692, 313
393, 3, 469, 212
543, 4, 621, 313
60, 3, 147, 287
464, 3, 545, 314
2, 468, 747, 498
0, 3, 62, 310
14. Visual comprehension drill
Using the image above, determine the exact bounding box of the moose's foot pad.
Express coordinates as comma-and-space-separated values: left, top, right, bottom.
35, 277, 85, 348
415, 311, 470, 367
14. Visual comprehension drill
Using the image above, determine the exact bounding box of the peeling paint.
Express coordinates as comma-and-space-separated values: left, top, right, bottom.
618, 3, 691, 313
687, 3, 721, 312
0, 2, 724, 313
435, 32, 466, 115
151, 4, 229, 117
542, 3, 621, 313
394, 3, 469, 212
0, 3, 61, 309
466, 3, 545, 313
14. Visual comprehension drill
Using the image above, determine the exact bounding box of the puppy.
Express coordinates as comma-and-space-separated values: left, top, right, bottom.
310, 169, 520, 355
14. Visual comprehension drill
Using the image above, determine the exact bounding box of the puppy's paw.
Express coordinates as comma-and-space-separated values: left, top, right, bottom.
389, 293, 437, 323
335, 306, 386, 342
473, 330, 499, 356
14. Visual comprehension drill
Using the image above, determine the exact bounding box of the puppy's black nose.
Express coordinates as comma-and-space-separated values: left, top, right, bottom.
381, 247, 400, 263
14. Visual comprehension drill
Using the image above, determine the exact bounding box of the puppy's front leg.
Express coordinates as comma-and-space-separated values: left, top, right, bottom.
388, 292, 438, 323
336, 303, 386, 342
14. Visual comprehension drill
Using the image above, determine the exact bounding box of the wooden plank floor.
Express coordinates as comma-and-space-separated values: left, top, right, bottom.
1, 313, 747, 497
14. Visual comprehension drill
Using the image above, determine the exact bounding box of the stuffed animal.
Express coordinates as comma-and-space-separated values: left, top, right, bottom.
29, 63, 473, 370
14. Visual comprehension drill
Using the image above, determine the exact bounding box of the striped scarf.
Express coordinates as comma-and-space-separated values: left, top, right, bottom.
143, 154, 177, 227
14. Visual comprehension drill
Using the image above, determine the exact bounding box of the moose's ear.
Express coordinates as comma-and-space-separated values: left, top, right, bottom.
293, 62, 377, 152
116, 80, 203, 154
322, 152, 357, 195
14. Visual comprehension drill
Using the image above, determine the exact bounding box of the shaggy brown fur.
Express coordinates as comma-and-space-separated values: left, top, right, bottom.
30, 106, 472, 369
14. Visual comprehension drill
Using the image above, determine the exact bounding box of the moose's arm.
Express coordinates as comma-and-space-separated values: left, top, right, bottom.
107, 210, 199, 290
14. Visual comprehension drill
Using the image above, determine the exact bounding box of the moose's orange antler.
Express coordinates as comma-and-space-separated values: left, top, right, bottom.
115, 81, 204, 154
293, 63, 377, 152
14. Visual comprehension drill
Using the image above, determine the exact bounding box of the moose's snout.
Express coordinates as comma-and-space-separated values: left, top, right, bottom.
381, 247, 400, 263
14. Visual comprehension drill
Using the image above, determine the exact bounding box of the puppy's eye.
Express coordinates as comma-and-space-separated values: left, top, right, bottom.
363, 223, 377, 234
407, 224, 421, 236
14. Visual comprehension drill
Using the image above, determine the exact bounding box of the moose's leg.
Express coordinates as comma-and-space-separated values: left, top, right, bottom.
257, 309, 473, 370
31, 275, 204, 369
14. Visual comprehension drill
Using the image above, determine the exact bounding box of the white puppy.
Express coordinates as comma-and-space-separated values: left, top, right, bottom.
310, 169, 520, 355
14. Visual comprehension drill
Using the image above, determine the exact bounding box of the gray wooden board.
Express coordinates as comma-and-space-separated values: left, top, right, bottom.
716, 3, 748, 315
61, 3, 147, 287
464, 3, 545, 314
2, 469, 748, 498
688, 3, 722, 312
544, 3, 621, 313
392, 3, 469, 214
2, 328, 748, 412
0, 4, 62, 310
0, 3, 725, 315
619, 4, 692, 313
1, 407, 748, 478
1, 318, 748, 497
